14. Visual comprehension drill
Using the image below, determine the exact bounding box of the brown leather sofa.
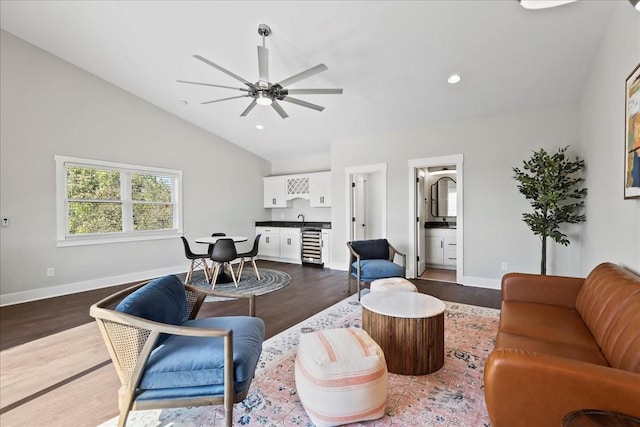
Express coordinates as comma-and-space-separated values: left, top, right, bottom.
484, 262, 640, 426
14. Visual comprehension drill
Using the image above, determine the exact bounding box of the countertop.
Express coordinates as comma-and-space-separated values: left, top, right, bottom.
425, 221, 457, 229
255, 221, 332, 229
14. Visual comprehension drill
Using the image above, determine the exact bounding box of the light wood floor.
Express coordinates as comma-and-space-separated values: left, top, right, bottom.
419, 267, 457, 283
0, 261, 500, 427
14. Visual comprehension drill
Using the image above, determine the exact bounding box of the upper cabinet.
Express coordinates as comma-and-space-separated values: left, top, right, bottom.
309, 171, 331, 207
264, 171, 332, 208
263, 176, 288, 208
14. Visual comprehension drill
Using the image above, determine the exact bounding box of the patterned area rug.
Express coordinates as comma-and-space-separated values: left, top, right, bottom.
177, 268, 291, 296
99, 294, 499, 427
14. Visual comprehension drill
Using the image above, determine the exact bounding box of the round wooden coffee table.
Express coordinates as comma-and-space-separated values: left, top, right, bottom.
361, 290, 445, 375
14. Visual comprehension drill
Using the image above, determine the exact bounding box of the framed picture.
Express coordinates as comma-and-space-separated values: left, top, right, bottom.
624, 63, 640, 199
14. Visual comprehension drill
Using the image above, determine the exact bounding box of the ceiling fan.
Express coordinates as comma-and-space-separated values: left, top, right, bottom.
177, 24, 343, 119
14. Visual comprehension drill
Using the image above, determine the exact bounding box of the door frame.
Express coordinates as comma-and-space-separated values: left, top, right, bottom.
407, 155, 463, 281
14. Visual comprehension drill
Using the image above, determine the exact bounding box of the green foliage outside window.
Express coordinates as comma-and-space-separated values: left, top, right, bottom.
66, 167, 174, 235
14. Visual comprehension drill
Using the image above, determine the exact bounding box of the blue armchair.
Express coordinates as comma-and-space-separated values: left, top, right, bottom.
90, 275, 264, 427
347, 239, 407, 300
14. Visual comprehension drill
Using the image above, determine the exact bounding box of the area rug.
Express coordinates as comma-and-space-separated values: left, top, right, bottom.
99, 294, 499, 427
177, 268, 291, 296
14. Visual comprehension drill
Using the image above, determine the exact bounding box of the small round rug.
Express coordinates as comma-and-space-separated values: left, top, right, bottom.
182, 268, 291, 296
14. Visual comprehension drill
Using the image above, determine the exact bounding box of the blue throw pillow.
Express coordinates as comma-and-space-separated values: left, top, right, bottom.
115, 275, 187, 326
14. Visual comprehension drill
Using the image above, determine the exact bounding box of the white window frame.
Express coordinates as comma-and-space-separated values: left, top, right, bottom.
55, 155, 183, 247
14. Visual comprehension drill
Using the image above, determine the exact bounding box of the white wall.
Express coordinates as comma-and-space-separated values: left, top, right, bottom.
330, 102, 584, 285
579, 3, 640, 273
0, 31, 271, 304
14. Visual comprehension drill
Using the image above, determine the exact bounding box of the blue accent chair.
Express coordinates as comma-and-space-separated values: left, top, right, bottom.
347, 239, 407, 300
89, 275, 264, 427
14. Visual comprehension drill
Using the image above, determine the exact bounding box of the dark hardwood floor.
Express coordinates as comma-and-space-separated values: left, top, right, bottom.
0, 260, 500, 426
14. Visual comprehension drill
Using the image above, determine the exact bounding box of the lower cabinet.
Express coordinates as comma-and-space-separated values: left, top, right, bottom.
425, 228, 457, 269
256, 226, 301, 264
321, 230, 331, 267
257, 227, 281, 258
280, 228, 301, 262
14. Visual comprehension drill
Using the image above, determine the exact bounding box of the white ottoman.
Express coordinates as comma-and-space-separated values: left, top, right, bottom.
370, 277, 417, 293
295, 327, 387, 426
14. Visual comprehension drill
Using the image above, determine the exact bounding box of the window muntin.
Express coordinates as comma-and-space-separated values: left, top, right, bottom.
56, 156, 182, 246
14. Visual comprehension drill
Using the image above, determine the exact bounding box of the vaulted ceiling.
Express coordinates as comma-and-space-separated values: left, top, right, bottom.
0, 1, 614, 162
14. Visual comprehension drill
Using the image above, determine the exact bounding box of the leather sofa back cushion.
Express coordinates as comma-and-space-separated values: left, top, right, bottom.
576, 263, 640, 373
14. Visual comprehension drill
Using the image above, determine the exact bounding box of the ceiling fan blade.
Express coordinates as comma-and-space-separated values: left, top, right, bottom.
258, 45, 269, 84
271, 100, 289, 119
193, 55, 253, 87
285, 88, 343, 95
240, 99, 258, 117
201, 95, 250, 105
177, 80, 249, 91
281, 96, 325, 112
277, 64, 328, 88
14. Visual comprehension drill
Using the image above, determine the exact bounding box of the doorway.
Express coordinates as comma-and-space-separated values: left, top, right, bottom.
408, 155, 463, 282
346, 164, 387, 242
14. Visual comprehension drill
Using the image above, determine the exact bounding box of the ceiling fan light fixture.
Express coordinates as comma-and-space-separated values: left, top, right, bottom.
256, 93, 273, 106
519, 0, 577, 10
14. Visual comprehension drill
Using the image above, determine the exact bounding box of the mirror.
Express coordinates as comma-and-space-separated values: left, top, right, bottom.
430, 177, 457, 217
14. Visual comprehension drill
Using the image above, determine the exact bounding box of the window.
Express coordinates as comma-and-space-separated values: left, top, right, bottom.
55, 156, 182, 246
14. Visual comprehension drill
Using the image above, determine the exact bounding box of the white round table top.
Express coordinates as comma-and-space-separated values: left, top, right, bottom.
194, 236, 248, 244
361, 290, 446, 318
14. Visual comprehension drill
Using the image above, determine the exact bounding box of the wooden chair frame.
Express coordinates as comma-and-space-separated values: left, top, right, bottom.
347, 240, 407, 300
90, 281, 256, 427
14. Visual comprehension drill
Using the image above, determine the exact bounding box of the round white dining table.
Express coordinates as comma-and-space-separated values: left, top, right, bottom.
194, 236, 248, 244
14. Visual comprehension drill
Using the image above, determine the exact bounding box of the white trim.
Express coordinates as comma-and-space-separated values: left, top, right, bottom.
54, 155, 184, 246
0, 264, 188, 306
344, 163, 387, 242
408, 154, 464, 282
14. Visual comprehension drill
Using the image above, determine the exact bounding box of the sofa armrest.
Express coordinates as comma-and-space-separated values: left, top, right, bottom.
484, 348, 640, 427
501, 273, 584, 308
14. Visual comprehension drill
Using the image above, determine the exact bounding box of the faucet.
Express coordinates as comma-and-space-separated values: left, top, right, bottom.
298, 213, 305, 223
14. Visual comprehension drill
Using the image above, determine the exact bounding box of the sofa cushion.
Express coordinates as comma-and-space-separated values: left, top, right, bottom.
495, 332, 608, 366
138, 316, 265, 393
351, 259, 405, 282
115, 275, 187, 326
576, 262, 640, 372
499, 301, 600, 351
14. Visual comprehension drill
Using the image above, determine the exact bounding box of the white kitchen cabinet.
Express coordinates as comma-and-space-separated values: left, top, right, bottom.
444, 235, 457, 266
425, 228, 456, 269
280, 228, 301, 262
263, 171, 331, 208
321, 229, 331, 267
309, 171, 332, 207
256, 227, 281, 258
263, 176, 288, 208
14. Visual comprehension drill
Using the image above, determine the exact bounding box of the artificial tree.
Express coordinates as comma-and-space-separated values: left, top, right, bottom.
512, 146, 587, 274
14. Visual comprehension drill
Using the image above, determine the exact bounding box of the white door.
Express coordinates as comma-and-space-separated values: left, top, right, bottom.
416, 172, 426, 276
352, 176, 367, 240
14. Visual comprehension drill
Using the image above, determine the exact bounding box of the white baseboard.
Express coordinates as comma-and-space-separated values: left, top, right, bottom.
0, 264, 187, 306
459, 275, 501, 290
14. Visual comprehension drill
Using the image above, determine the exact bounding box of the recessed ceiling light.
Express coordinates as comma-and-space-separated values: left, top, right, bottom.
447, 74, 462, 84
256, 125, 264, 130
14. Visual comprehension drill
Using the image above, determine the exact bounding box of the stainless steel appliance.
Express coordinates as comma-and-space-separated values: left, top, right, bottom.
301, 228, 323, 267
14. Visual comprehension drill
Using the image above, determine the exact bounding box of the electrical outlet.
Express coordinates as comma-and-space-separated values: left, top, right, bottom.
501, 262, 509, 272
1, 217, 9, 227
47, 267, 55, 277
